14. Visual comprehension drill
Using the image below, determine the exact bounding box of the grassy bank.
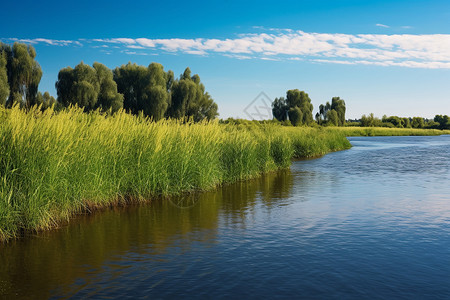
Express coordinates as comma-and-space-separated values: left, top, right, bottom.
0, 106, 351, 241
330, 126, 450, 136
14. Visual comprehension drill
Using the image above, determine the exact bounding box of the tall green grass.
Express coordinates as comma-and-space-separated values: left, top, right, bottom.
0, 106, 351, 241
332, 126, 450, 136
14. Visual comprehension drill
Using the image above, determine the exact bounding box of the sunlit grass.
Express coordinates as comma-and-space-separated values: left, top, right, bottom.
0, 106, 351, 241
331, 126, 450, 136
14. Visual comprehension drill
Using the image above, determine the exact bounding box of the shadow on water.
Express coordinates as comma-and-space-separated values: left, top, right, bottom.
0, 169, 296, 299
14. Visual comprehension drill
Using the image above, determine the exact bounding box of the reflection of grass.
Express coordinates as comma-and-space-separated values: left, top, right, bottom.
329, 127, 450, 136
0, 106, 351, 241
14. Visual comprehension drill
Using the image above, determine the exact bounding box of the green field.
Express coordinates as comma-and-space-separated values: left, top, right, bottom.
0, 106, 351, 241
331, 126, 450, 136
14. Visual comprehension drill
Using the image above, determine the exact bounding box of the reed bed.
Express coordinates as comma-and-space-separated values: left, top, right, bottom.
0, 106, 351, 241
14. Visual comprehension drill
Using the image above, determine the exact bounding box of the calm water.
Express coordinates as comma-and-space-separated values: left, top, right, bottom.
1, 136, 450, 299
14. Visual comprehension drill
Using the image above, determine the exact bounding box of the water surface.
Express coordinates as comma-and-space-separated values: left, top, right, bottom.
1, 135, 450, 299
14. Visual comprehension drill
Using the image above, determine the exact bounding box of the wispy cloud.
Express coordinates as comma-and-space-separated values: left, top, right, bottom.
7, 38, 81, 46
126, 45, 145, 49
376, 23, 390, 28
3, 29, 450, 69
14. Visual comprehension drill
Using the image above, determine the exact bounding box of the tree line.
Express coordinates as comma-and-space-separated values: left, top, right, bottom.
0, 42, 218, 121
270, 88, 448, 130
351, 113, 450, 130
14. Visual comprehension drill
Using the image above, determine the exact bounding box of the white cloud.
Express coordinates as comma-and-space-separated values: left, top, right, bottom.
4, 38, 79, 46
376, 23, 390, 28
5, 29, 450, 69
127, 45, 145, 49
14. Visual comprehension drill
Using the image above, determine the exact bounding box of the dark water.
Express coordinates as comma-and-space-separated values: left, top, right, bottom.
1, 136, 450, 299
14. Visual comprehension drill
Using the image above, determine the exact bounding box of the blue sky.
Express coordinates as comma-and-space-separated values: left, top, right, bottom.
1, 0, 449, 119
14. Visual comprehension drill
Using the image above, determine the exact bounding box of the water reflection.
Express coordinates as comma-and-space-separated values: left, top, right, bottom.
0, 169, 295, 299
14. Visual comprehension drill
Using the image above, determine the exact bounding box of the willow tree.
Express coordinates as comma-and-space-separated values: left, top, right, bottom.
36, 91, 57, 110
411, 117, 424, 128
0, 42, 42, 107
114, 62, 169, 120
0, 52, 8, 106
143, 63, 169, 120
56, 62, 99, 110
317, 97, 346, 126
434, 115, 450, 130
94, 62, 123, 112
272, 97, 288, 121
56, 62, 123, 112
288, 106, 303, 126
113, 62, 148, 114
330, 96, 346, 126
285, 89, 313, 125
327, 109, 339, 126
168, 67, 218, 121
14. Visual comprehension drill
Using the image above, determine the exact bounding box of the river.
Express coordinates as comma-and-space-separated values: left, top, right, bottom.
1, 135, 450, 299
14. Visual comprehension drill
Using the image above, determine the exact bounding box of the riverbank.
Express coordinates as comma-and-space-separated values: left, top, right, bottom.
0, 106, 351, 242
330, 127, 450, 136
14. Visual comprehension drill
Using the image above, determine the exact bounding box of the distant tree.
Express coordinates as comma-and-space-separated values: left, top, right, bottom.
317, 97, 346, 126
360, 114, 369, 127
36, 91, 57, 110
434, 115, 450, 130
191, 91, 218, 121
315, 112, 320, 123
327, 109, 339, 126
360, 113, 381, 127
288, 107, 303, 126
425, 120, 440, 129
411, 117, 424, 128
401, 117, 411, 128
0, 42, 42, 107
0, 52, 9, 106
285, 89, 313, 125
383, 115, 403, 128
330, 97, 346, 126
317, 102, 329, 125
272, 97, 288, 121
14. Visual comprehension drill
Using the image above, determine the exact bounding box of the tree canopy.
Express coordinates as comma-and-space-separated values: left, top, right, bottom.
0, 42, 42, 107
114, 64, 218, 121
273, 89, 313, 126
286, 89, 313, 125
169, 68, 218, 121
272, 97, 288, 121
316, 97, 346, 126
56, 62, 123, 112
434, 115, 450, 130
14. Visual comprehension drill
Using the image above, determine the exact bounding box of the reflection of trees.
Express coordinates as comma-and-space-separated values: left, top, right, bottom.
219, 169, 295, 227
0, 169, 295, 298
259, 169, 295, 207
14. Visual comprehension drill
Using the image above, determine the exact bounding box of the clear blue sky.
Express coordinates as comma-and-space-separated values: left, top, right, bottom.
1, 0, 449, 119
